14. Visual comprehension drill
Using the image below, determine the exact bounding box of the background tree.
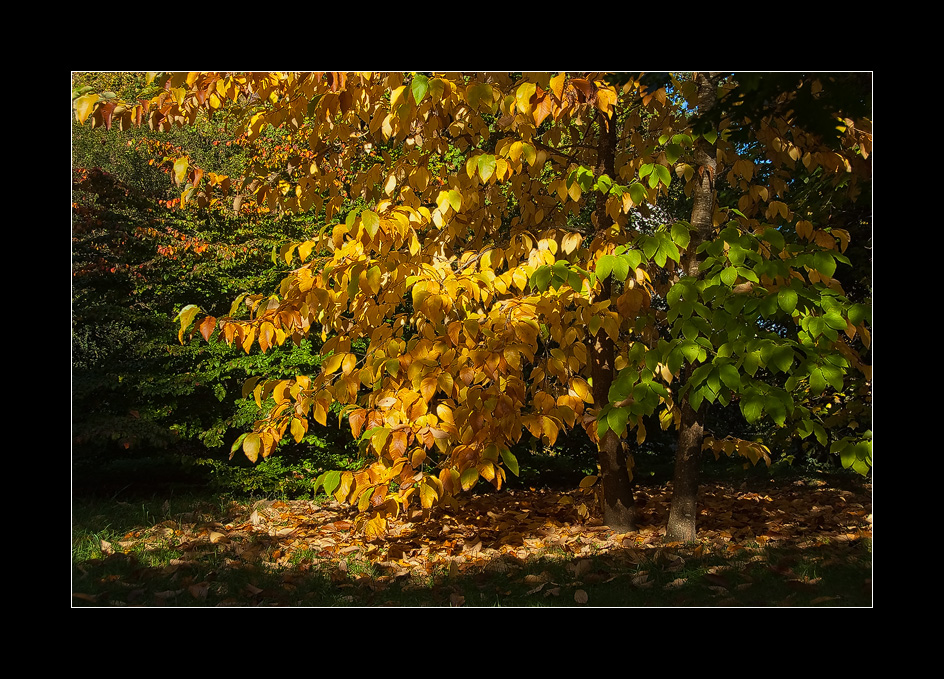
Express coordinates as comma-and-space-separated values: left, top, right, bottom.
72, 73, 358, 494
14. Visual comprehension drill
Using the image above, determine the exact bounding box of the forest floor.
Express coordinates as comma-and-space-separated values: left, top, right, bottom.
72, 473, 872, 607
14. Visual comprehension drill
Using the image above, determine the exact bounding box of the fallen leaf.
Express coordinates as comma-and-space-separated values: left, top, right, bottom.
574, 589, 589, 604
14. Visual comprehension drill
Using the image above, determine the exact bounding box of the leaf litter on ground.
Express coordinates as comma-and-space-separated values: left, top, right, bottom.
73, 476, 871, 606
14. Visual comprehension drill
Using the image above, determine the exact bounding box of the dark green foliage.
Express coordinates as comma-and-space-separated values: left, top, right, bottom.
72, 75, 359, 496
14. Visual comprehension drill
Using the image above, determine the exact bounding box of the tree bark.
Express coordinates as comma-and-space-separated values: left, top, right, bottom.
591, 109, 637, 531
665, 72, 720, 543
665, 369, 703, 542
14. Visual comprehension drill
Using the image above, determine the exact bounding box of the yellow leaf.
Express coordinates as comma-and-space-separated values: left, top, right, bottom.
561, 232, 582, 255
570, 377, 593, 403
542, 416, 559, 446
420, 481, 439, 509
335, 471, 353, 504
291, 418, 307, 443
323, 353, 344, 375
173, 157, 189, 185
342, 353, 358, 375
365, 265, 382, 294
796, 220, 814, 240
550, 72, 566, 100
313, 401, 328, 427
596, 87, 617, 117
358, 487, 375, 512
460, 466, 479, 491
516, 82, 536, 114
365, 515, 387, 538
74, 94, 99, 124
243, 433, 261, 463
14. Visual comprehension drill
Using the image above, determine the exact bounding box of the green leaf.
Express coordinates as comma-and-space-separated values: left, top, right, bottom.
742, 351, 761, 376
718, 363, 740, 390
740, 390, 765, 424
594, 173, 613, 193
770, 346, 794, 373
411, 74, 429, 104
821, 362, 845, 392
361, 210, 380, 239
500, 448, 520, 476
596, 255, 614, 281
654, 164, 672, 187
812, 251, 837, 278
680, 340, 702, 364
612, 255, 630, 281
809, 367, 827, 394
665, 143, 683, 164
658, 239, 680, 265
777, 288, 798, 314
322, 470, 341, 495
671, 222, 691, 249
596, 254, 629, 281
230, 433, 248, 458
477, 154, 497, 182
762, 228, 785, 252
608, 369, 635, 403
824, 309, 848, 330
848, 303, 871, 327
531, 265, 552, 291
606, 406, 630, 437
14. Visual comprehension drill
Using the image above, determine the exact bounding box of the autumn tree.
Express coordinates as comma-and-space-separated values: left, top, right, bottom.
75, 72, 871, 537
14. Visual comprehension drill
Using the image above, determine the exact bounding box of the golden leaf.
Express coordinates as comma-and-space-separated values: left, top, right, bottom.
324, 353, 344, 375
74, 94, 99, 124
173, 157, 189, 185
243, 433, 261, 463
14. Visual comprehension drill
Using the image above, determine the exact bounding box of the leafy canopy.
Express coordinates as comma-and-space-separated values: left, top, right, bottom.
76, 72, 872, 534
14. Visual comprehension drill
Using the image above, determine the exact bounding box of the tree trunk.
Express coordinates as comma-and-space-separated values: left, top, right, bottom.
665, 369, 703, 542
591, 109, 637, 531
665, 72, 720, 544
597, 429, 637, 531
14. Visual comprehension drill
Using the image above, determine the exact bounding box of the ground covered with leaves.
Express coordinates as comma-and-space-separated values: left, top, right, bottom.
73, 475, 872, 607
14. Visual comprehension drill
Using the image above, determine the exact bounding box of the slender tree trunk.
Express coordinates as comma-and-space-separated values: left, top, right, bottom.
665, 72, 720, 543
591, 110, 637, 531
665, 368, 703, 542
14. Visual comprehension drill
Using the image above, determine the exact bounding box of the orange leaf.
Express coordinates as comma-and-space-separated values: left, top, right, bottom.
199, 316, 217, 342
